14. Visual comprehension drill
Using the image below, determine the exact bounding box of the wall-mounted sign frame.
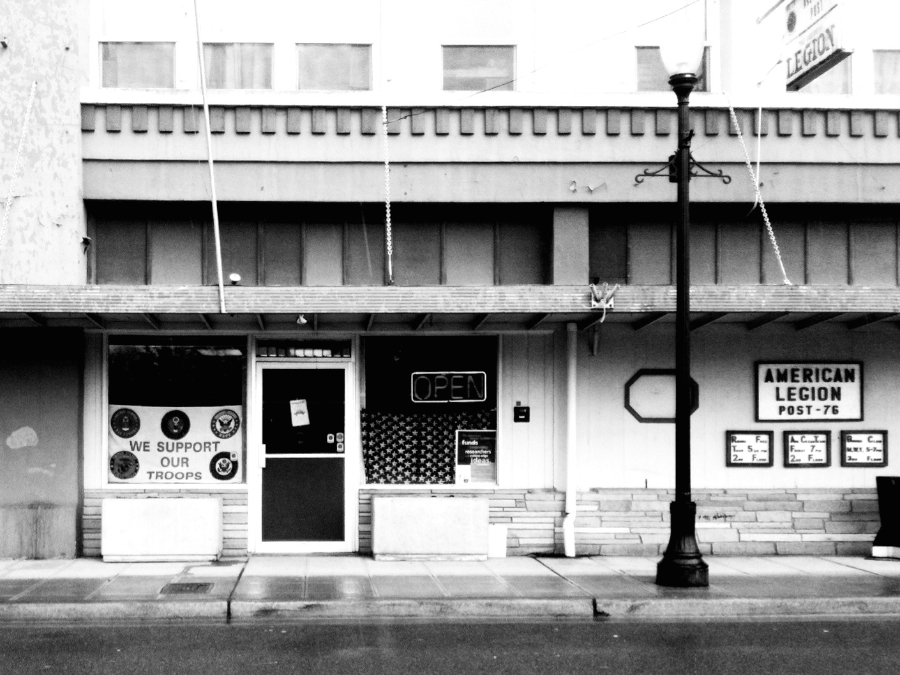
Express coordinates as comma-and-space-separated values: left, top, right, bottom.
411, 371, 487, 403
726, 431, 774, 467
840, 430, 888, 468
624, 369, 699, 423
756, 362, 862, 422
783, 431, 831, 468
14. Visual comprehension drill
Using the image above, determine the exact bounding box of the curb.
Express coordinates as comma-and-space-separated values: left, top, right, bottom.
0, 601, 228, 623
594, 597, 900, 619
229, 598, 596, 621
4, 596, 900, 623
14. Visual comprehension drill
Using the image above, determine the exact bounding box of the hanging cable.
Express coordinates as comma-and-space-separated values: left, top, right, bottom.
728, 106, 791, 286
0, 81, 38, 269
192, 0, 227, 313
381, 105, 394, 285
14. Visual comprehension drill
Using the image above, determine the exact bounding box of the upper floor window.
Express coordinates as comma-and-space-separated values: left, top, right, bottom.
101, 42, 175, 88
204, 43, 273, 89
442, 46, 515, 91
636, 46, 709, 92
297, 44, 371, 91
874, 51, 900, 94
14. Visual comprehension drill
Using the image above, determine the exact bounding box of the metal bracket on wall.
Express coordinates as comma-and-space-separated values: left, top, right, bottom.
634, 146, 732, 186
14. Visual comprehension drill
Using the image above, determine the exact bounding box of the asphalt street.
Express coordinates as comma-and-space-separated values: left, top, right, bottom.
2, 618, 900, 675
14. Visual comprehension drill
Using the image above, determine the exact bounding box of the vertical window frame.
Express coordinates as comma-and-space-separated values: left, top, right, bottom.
442, 45, 516, 92
100, 41, 176, 89
296, 43, 373, 91
874, 50, 900, 95
203, 42, 274, 90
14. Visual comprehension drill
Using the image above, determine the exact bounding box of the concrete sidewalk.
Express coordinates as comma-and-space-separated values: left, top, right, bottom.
2, 555, 900, 623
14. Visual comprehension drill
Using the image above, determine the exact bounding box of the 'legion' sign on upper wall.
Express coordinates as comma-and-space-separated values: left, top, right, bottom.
784, 0, 852, 90
756, 362, 862, 421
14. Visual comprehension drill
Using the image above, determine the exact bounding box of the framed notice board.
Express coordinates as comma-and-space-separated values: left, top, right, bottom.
783, 431, 831, 468
726, 431, 774, 467
840, 431, 888, 468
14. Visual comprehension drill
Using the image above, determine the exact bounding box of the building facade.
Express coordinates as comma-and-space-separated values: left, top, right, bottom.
3, 0, 900, 559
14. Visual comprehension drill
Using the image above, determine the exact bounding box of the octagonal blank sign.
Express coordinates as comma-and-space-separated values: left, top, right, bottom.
624, 369, 699, 423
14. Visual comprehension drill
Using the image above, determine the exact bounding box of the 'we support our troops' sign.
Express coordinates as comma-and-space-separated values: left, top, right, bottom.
108, 405, 242, 484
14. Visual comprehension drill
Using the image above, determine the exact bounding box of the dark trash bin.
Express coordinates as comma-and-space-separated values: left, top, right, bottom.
873, 476, 900, 557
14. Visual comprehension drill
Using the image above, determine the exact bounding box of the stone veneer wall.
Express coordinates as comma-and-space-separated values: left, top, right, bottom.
82, 490, 248, 558
359, 488, 880, 557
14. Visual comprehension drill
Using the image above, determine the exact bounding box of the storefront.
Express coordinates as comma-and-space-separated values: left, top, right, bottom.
76, 311, 897, 560
84, 332, 507, 558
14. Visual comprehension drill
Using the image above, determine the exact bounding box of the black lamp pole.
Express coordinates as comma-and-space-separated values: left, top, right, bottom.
656, 71, 709, 588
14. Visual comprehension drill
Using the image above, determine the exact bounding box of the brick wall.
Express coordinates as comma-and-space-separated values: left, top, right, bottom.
82, 490, 248, 558
359, 488, 880, 557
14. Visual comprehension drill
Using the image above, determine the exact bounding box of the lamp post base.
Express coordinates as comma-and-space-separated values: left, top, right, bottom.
656, 501, 709, 587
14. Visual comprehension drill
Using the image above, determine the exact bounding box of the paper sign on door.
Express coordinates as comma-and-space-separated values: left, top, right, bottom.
289, 399, 310, 427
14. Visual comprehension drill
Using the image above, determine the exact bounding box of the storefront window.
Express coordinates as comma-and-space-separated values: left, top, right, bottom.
107, 337, 246, 485
361, 336, 497, 485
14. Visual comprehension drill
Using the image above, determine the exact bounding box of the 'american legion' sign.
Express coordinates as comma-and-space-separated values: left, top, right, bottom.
756, 362, 862, 421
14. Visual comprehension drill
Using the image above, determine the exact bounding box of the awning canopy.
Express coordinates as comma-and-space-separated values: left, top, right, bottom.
2, 284, 899, 333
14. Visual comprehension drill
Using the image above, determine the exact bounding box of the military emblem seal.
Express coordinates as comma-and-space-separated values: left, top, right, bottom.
110, 408, 140, 439
211, 409, 240, 439
209, 452, 239, 481
109, 450, 140, 479
161, 410, 191, 439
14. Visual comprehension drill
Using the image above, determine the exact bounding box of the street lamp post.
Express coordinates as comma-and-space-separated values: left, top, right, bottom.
655, 41, 709, 588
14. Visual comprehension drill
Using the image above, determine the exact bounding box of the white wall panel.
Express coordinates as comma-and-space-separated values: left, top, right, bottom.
500, 333, 559, 489
576, 323, 900, 491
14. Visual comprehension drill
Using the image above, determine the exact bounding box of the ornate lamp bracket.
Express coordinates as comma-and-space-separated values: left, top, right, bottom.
635, 144, 732, 186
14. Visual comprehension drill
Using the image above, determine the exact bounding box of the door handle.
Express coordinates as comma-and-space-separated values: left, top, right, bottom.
259, 444, 266, 469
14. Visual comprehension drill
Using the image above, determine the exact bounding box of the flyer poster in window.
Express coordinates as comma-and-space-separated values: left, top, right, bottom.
455, 430, 497, 485
108, 405, 243, 484
841, 431, 888, 467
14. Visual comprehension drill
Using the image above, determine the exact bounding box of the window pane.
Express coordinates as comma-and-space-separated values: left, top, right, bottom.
151, 219, 203, 285
874, 51, 900, 94
443, 46, 515, 91
444, 222, 494, 286
498, 220, 550, 285
798, 57, 850, 94
589, 219, 627, 285
205, 221, 258, 286
346, 221, 385, 286
101, 42, 175, 88
362, 336, 497, 485
297, 44, 371, 91
636, 46, 709, 92
204, 43, 273, 89
109, 337, 245, 407
107, 337, 246, 486
262, 223, 302, 286
393, 223, 441, 286
96, 220, 146, 285
304, 223, 344, 285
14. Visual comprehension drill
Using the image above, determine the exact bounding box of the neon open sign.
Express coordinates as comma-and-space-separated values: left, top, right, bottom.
411, 371, 487, 403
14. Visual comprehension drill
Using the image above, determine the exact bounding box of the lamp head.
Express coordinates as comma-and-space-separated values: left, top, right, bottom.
660, 40, 704, 79
659, 7, 705, 78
